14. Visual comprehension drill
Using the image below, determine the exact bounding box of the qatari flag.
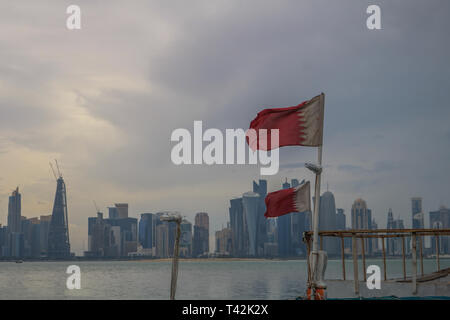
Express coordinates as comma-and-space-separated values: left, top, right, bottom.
247, 93, 324, 151
264, 181, 311, 218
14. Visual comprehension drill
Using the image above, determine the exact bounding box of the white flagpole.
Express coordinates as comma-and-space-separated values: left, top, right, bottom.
310, 93, 324, 299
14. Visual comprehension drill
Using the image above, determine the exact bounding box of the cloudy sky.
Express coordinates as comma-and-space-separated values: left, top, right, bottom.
1, 1, 449, 255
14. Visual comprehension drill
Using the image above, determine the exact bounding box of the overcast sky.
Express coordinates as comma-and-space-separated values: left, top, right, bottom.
1, 1, 449, 255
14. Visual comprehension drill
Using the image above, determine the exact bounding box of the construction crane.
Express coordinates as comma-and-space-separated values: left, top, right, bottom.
49, 162, 58, 180
49, 160, 63, 180
93, 200, 101, 214
55, 159, 62, 177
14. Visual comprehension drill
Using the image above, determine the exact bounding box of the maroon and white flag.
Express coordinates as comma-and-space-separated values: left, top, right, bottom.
247, 93, 324, 151
264, 181, 311, 218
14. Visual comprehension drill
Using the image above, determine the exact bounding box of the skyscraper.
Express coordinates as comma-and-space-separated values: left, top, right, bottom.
6, 187, 22, 257
242, 192, 260, 256
193, 212, 209, 257
180, 219, 192, 257
386, 208, 405, 256
318, 191, 338, 256
7, 187, 21, 233
139, 213, 155, 249
277, 180, 293, 257
115, 203, 129, 219
252, 179, 268, 256
229, 197, 246, 256
429, 206, 450, 254
351, 198, 373, 255
48, 176, 71, 258
336, 208, 346, 230
412, 197, 424, 229
156, 223, 169, 258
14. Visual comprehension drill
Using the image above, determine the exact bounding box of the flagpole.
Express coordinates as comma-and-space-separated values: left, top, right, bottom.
310, 93, 324, 299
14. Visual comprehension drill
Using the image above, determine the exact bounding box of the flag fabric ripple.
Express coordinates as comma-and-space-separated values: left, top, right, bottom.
264, 181, 311, 218
247, 93, 324, 151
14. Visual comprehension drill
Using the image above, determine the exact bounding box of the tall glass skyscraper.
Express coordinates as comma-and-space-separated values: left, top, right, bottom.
229, 197, 246, 256
139, 213, 155, 249
277, 180, 293, 257
7, 187, 21, 233
242, 191, 260, 256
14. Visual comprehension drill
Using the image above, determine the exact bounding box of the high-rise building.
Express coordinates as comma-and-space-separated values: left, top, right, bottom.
242, 192, 260, 256
351, 198, 373, 255
215, 225, 232, 255
253, 179, 268, 255
87, 212, 114, 257
412, 197, 424, 229
180, 219, 192, 257
168, 221, 177, 257
139, 213, 155, 249
386, 208, 405, 256
277, 180, 293, 257
115, 203, 129, 219
48, 176, 71, 258
106, 217, 138, 256
156, 223, 169, 258
0, 225, 8, 257
108, 207, 119, 219
429, 206, 450, 255
7, 187, 21, 233
229, 197, 246, 257
318, 191, 339, 256
336, 209, 346, 230
193, 212, 209, 257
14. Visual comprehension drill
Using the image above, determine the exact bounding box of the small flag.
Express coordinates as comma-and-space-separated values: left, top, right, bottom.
247, 93, 324, 151
264, 181, 311, 218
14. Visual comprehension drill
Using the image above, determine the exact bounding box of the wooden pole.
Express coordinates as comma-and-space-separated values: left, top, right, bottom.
361, 237, 366, 282
320, 235, 323, 251
402, 236, 406, 280
411, 233, 417, 295
382, 237, 387, 281
435, 234, 440, 271
352, 235, 359, 295
310, 143, 323, 300
341, 236, 346, 280
419, 236, 424, 276
306, 236, 312, 285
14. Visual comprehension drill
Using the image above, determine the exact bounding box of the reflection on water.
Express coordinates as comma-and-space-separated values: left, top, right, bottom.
0, 259, 448, 299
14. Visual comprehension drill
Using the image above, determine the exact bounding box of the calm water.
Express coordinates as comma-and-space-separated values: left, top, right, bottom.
0, 259, 448, 299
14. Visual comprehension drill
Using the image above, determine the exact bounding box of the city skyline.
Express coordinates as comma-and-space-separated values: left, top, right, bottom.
1, 175, 448, 257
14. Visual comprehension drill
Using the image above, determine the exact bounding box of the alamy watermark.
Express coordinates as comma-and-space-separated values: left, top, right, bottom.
170, 121, 280, 175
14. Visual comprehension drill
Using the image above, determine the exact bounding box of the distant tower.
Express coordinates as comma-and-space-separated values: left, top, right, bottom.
7, 187, 21, 233
411, 197, 424, 229
48, 162, 71, 258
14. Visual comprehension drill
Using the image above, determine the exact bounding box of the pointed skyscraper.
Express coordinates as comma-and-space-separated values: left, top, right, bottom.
48, 162, 71, 258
